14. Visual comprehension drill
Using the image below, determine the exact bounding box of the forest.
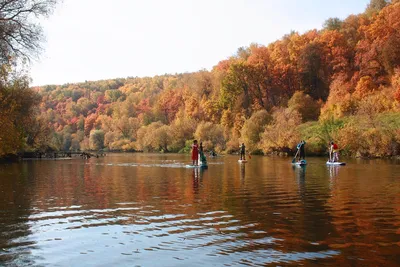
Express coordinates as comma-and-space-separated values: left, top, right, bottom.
1, 0, 400, 159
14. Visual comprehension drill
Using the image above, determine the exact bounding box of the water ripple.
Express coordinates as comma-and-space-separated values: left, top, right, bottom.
1, 155, 399, 266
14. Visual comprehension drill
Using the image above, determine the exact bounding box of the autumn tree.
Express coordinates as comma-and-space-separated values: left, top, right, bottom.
169, 111, 196, 151
25, 114, 51, 150
0, 74, 41, 156
381, 34, 400, 74
84, 113, 98, 136
261, 108, 301, 153
136, 121, 171, 152
114, 116, 140, 140
354, 76, 376, 99
0, 0, 58, 157
298, 42, 330, 100
156, 89, 184, 123
240, 110, 271, 152
194, 122, 225, 152
393, 68, 400, 102
287, 91, 321, 122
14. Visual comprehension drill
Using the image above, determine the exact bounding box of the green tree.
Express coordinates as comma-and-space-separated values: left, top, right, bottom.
323, 18, 343, 31
220, 61, 251, 114
89, 130, 105, 151
240, 110, 271, 152
365, 0, 389, 16
105, 89, 123, 102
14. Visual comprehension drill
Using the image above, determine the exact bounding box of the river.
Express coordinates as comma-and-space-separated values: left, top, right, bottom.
0, 154, 399, 266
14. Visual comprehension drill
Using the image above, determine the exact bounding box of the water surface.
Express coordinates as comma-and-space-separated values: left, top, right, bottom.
0, 154, 399, 266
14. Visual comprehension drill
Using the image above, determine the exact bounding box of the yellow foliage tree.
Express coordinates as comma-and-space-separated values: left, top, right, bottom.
354, 76, 377, 99
194, 122, 225, 152
240, 110, 271, 152
261, 108, 301, 153
287, 91, 321, 122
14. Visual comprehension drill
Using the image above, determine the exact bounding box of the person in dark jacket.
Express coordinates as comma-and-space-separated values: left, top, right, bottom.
240, 143, 246, 160
297, 140, 306, 161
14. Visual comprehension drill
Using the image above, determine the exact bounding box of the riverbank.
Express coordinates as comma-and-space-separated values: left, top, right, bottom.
0, 151, 106, 163
2, 149, 399, 163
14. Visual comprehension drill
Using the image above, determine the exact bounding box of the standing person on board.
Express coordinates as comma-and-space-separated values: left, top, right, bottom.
329, 141, 339, 162
297, 140, 306, 161
192, 140, 199, 166
199, 142, 207, 165
239, 143, 246, 160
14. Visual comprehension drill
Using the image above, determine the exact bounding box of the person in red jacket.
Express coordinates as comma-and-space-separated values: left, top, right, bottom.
191, 140, 199, 166
330, 141, 339, 162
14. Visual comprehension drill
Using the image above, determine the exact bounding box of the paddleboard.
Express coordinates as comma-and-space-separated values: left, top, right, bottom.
292, 160, 307, 166
238, 159, 247, 163
185, 164, 208, 168
326, 161, 346, 166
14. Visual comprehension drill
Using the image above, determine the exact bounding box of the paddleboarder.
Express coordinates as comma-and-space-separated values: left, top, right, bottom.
329, 141, 339, 162
199, 142, 207, 166
192, 140, 199, 166
297, 140, 306, 161
239, 143, 246, 160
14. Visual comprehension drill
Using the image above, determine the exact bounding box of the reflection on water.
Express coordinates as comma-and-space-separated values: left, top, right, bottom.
0, 154, 399, 266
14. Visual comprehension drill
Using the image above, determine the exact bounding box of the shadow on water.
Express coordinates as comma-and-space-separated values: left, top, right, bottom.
0, 154, 399, 266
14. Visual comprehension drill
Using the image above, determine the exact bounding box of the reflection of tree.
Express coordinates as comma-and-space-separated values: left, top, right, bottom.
0, 163, 34, 265
1, 155, 398, 266
325, 164, 400, 266
217, 157, 338, 255
291, 164, 337, 253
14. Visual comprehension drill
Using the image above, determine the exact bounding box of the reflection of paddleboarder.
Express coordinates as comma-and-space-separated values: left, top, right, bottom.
240, 164, 245, 181
239, 143, 246, 160
329, 165, 340, 182
192, 168, 199, 193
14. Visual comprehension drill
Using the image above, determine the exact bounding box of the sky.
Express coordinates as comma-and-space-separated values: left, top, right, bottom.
30, 0, 371, 86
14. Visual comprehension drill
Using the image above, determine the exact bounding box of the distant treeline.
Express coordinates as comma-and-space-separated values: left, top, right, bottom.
1, 0, 400, 158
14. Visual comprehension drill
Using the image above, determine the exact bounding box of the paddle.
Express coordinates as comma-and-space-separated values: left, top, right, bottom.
247, 152, 252, 159
292, 148, 300, 163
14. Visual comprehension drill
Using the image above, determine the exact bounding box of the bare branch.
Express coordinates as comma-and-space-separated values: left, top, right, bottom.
0, 0, 58, 63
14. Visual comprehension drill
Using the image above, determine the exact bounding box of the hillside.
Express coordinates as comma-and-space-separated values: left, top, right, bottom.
4, 0, 400, 158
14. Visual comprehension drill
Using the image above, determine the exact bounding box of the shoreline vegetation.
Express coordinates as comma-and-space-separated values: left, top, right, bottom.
1, 0, 400, 161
